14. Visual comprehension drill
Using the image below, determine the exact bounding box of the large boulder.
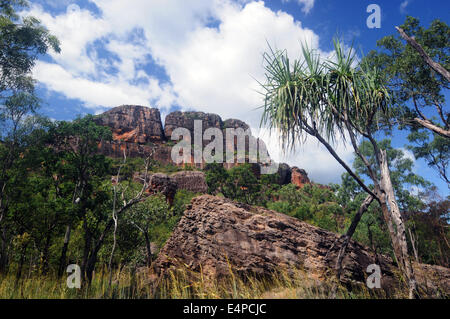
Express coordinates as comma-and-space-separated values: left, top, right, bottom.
134, 172, 177, 204
170, 171, 208, 194
154, 195, 450, 296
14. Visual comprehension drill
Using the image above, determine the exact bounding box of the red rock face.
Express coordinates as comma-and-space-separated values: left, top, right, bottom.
291, 167, 310, 188
94, 106, 279, 176
94, 105, 165, 144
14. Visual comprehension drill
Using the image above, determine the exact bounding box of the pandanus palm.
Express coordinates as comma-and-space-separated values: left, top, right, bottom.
260, 40, 417, 298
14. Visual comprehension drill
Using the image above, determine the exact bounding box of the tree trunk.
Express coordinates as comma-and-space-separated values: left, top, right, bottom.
329, 194, 374, 298
58, 224, 71, 277
81, 227, 92, 283
408, 228, 419, 263
0, 225, 8, 274
15, 243, 28, 287
334, 194, 374, 281
85, 253, 97, 286
41, 233, 51, 276
414, 118, 450, 139
379, 150, 417, 298
144, 232, 152, 267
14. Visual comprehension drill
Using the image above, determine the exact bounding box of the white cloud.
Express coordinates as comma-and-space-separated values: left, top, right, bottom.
257, 128, 354, 184
400, 0, 410, 14
161, 1, 321, 124
28, 0, 353, 184
33, 61, 177, 111
282, 0, 315, 14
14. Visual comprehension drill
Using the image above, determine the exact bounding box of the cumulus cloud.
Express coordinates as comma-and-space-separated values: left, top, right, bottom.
28, 0, 353, 184
282, 0, 315, 14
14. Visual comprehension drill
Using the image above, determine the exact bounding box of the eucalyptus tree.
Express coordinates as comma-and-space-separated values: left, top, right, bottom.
48, 115, 113, 277
0, 0, 60, 273
364, 17, 449, 186
261, 40, 417, 297
126, 194, 169, 267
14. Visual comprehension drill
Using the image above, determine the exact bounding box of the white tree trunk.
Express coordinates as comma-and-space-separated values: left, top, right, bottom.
379, 150, 417, 298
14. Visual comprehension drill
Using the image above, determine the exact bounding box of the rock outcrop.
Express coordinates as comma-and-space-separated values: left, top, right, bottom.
277, 163, 292, 185
223, 118, 251, 132
134, 172, 178, 204
133, 171, 209, 203
154, 195, 450, 296
95, 105, 165, 143
291, 167, 310, 188
170, 171, 208, 194
95, 105, 170, 160
93, 105, 313, 186
164, 111, 223, 142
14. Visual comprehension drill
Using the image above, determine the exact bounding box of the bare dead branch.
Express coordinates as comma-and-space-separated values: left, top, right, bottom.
396, 26, 450, 82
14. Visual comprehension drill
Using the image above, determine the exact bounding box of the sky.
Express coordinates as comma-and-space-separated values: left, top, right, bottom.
25, 0, 449, 195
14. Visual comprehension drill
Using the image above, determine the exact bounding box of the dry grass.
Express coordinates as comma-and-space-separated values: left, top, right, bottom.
0, 264, 421, 299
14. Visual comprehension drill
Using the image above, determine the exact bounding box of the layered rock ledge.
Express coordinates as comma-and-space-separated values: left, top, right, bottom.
154, 195, 450, 297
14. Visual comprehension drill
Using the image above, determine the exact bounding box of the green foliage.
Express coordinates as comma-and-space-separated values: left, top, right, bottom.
171, 189, 197, 217
261, 39, 393, 150
407, 131, 449, 185
127, 194, 170, 232
0, 1, 60, 272
204, 162, 228, 195
267, 183, 344, 233
205, 163, 280, 206
222, 164, 261, 205
364, 17, 449, 186
0, 0, 60, 94
405, 189, 449, 266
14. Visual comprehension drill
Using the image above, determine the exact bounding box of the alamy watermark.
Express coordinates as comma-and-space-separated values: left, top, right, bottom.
170, 120, 279, 175
366, 4, 381, 29
67, 264, 81, 289
366, 264, 381, 289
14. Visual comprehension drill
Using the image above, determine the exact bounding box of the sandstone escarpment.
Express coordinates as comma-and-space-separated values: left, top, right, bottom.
95, 105, 165, 143
164, 111, 223, 142
277, 163, 292, 185
94, 105, 310, 184
95, 105, 171, 161
154, 195, 450, 296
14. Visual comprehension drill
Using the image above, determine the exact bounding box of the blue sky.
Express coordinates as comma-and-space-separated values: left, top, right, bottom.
26, 0, 449, 195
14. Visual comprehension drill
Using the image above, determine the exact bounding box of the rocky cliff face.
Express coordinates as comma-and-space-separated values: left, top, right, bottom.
95, 105, 169, 160
154, 195, 450, 296
94, 105, 309, 184
164, 111, 223, 142
95, 105, 164, 143
291, 167, 310, 188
